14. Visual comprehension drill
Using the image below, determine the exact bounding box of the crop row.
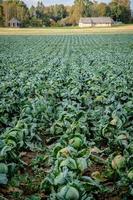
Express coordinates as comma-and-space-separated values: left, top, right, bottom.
0, 34, 133, 199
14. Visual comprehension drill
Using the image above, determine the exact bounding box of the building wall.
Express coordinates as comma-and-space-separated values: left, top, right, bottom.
9, 22, 21, 28
79, 23, 112, 27
94, 23, 112, 27
79, 23, 92, 27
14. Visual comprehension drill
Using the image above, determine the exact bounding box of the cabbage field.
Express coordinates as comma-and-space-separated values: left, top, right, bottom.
0, 34, 133, 200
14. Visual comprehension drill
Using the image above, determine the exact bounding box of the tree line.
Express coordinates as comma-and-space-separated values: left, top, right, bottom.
0, 0, 132, 27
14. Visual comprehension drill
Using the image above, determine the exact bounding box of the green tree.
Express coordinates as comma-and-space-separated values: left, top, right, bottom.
74, 0, 93, 17
47, 4, 67, 22
0, 4, 4, 26
109, 0, 131, 22
2, 0, 29, 26
36, 1, 45, 19
29, 6, 36, 18
96, 3, 110, 17
69, 0, 93, 24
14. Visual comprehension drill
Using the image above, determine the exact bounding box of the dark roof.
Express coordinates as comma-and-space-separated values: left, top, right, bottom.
79, 17, 114, 24
9, 18, 21, 24
79, 18, 92, 24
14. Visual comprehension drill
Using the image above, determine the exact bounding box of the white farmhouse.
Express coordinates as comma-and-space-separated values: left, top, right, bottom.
79, 17, 114, 27
8, 18, 21, 28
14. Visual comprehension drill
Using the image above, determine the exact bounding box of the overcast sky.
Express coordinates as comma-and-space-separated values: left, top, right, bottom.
23, 0, 133, 9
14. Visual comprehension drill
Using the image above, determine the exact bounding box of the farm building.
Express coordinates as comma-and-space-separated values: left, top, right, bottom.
9, 18, 21, 28
79, 17, 114, 27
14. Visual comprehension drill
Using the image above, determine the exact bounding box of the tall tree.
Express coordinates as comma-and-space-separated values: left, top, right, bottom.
0, 3, 4, 26
2, 0, 29, 26
74, 0, 93, 17
95, 3, 110, 17
109, 0, 131, 22
36, 1, 45, 19
69, 0, 93, 24
29, 6, 36, 18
